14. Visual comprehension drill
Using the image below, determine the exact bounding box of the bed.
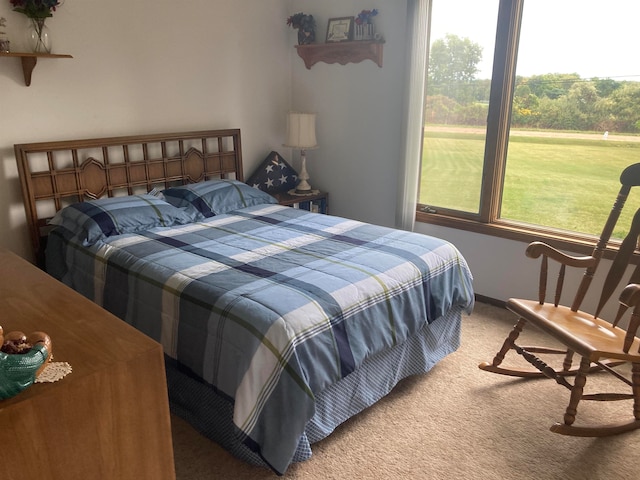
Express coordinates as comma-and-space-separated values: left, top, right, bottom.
15, 129, 474, 475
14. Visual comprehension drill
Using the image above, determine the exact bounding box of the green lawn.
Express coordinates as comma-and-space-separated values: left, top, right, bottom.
420, 131, 640, 238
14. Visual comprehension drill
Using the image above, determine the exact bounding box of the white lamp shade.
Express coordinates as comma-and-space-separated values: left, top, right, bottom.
284, 112, 318, 150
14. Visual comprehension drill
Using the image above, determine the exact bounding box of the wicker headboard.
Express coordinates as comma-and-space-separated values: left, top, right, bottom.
15, 129, 244, 267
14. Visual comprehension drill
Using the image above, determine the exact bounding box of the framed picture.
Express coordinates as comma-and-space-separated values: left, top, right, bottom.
326, 17, 354, 43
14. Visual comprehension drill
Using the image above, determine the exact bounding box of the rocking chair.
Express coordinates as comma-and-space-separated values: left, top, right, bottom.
479, 163, 640, 437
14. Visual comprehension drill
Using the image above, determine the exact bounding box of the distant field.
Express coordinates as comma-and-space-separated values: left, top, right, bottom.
420, 129, 640, 238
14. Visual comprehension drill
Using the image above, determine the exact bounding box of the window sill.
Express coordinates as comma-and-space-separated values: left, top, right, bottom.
415, 210, 632, 262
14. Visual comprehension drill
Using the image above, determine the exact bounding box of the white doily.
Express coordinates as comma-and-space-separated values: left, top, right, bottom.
36, 361, 72, 383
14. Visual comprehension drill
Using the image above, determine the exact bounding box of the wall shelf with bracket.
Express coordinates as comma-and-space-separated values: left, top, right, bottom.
295, 41, 384, 69
0, 52, 73, 86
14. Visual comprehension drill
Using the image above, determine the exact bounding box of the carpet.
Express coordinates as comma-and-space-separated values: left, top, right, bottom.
171, 302, 638, 479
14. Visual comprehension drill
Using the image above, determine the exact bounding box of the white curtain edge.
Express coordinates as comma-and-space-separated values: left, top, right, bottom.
396, 0, 430, 231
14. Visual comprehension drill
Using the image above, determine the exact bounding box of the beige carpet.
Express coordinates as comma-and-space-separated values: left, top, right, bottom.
171, 302, 639, 479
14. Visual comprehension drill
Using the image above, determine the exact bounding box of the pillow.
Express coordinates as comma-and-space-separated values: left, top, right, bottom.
49, 194, 194, 245
162, 179, 278, 218
245, 151, 299, 194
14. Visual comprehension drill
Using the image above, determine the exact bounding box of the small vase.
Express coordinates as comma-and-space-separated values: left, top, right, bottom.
27, 17, 51, 54
355, 23, 375, 41
0, 37, 9, 53
298, 28, 315, 45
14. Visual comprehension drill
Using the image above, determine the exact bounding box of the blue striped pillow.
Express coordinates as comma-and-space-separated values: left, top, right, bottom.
162, 179, 278, 219
49, 194, 194, 245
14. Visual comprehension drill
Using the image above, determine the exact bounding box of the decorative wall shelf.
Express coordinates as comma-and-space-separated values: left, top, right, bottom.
0, 52, 73, 86
295, 41, 384, 69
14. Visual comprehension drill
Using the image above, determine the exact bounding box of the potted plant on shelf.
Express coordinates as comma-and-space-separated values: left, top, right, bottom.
287, 12, 316, 45
0, 17, 9, 52
354, 8, 379, 41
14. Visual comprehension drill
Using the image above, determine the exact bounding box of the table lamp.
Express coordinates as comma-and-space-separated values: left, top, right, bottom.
284, 112, 318, 195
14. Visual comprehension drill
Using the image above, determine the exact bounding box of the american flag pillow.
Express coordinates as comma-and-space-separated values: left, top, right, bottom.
246, 151, 298, 193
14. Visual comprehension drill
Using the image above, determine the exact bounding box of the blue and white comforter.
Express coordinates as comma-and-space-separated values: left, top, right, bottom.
47, 204, 474, 474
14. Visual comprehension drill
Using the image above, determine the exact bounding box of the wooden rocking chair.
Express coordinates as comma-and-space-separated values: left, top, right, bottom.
479, 163, 640, 437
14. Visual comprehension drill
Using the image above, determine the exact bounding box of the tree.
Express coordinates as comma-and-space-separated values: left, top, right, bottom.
592, 77, 622, 98
526, 73, 581, 100
427, 34, 483, 104
512, 84, 540, 127
609, 82, 640, 132
564, 82, 600, 130
425, 95, 460, 125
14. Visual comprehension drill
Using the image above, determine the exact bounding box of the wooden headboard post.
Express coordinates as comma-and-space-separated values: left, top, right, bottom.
15, 129, 244, 267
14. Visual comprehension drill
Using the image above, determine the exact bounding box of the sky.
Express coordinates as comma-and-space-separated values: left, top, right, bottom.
430, 0, 640, 81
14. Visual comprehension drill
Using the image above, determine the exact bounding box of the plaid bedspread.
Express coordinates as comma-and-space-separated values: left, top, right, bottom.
47, 204, 474, 474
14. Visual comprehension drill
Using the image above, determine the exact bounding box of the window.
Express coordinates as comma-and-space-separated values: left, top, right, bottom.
418, 0, 640, 251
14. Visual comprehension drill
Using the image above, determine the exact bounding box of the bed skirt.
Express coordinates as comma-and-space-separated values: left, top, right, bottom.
166, 305, 464, 470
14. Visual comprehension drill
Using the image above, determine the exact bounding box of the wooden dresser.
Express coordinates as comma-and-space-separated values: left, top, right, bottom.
0, 248, 176, 479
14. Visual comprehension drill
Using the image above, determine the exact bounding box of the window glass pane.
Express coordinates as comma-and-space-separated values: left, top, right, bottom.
502, 0, 640, 238
419, 0, 500, 213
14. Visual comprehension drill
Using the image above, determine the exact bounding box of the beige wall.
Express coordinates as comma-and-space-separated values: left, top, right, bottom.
0, 0, 291, 260
0, 0, 406, 260
1, 0, 612, 311
290, 0, 407, 228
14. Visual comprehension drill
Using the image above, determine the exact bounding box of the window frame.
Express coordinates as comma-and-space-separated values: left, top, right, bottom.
415, 0, 628, 261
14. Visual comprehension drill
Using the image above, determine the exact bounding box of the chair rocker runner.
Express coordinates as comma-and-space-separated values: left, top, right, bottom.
479, 163, 640, 437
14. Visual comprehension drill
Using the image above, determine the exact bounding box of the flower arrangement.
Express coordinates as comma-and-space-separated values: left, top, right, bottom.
9, 0, 61, 19
10, 0, 60, 53
355, 9, 379, 25
286, 12, 316, 45
286, 12, 316, 32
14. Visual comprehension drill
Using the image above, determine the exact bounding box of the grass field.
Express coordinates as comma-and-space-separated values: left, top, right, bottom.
420, 130, 640, 238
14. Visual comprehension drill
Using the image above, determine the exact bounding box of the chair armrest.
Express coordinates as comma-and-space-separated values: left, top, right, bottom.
526, 241, 596, 268
619, 283, 640, 309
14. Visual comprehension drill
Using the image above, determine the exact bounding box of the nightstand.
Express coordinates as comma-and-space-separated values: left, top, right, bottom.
272, 191, 329, 214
